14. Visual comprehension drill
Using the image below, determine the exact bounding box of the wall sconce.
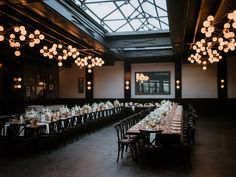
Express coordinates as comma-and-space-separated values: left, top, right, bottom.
87, 81, 92, 90
13, 77, 22, 89
125, 80, 130, 90
220, 79, 225, 88
176, 80, 180, 89
38, 81, 46, 89
0, 63, 3, 69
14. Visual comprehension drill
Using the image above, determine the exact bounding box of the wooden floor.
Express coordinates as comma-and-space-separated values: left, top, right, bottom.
0, 113, 236, 177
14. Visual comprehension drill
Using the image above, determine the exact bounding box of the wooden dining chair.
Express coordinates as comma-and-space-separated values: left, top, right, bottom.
114, 123, 136, 162
139, 129, 163, 169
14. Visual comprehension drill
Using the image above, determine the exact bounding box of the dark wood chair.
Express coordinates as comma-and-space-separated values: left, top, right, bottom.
114, 123, 136, 162
139, 129, 163, 168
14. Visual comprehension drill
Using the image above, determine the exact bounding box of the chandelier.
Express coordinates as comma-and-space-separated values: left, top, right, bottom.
0, 25, 44, 56
40, 43, 80, 67
74, 55, 104, 73
136, 73, 149, 83
188, 10, 236, 70
0, 24, 104, 72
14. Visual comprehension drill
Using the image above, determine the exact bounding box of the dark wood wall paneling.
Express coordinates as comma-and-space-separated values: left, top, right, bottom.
175, 56, 182, 101
0, 60, 59, 115
85, 69, 93, 101
217, 55, 227, 99
1, 57, 236, 116
124, 62, 131, 100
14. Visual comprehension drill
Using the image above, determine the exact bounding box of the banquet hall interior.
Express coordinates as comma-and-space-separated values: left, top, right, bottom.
0, 0, 236, 177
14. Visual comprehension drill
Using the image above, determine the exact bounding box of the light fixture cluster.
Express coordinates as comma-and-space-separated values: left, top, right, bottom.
125, 81, 130, 90
188, 10, 236, 70
0, 24, 104, 72
0, 25, 44, 57
176, 80, 180, 89
74, 55, 105, 73
220, 79, 225, 88
40, 44, 80, 66
87, 81, 92, 90
13, 77, 22, 89
136, 73, 149, 83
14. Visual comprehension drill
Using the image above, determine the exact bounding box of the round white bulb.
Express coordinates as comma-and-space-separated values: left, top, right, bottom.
34, 30, 40, 35
0, 25, 4, 31
14, 26, 20, 32
19, 26, 25, 31
0, 35, 4, 41
15, 50, 21, 56
19, 35, 26, 41
29, 42, 34, 47
58, 62, 63, 67
39, 34, 45, 40
207, 15, 214, 21
29, 33, 34, 39
10, 34, 15, 39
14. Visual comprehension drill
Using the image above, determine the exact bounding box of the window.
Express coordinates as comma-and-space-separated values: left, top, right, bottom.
135, 71, 170, 95
73, 0, 169, 33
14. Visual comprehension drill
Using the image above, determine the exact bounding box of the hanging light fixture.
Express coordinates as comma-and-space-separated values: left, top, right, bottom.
188, 10, 236, 70
74, 55, 104, 73
40, 43, 80, 67
0, 24, 45, 57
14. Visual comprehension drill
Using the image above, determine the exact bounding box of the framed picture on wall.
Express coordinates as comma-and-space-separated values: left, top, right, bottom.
135, 71, 171, 95
78, 77, 84, 93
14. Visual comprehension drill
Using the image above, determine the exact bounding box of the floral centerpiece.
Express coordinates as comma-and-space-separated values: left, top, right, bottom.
42, 108, 53, 121
113, 100, 120, 107
143, 109, 162, 127
25, 109, 39, 126
105, 101, 114, 109
71, 105, 81, 115
82, 104, 92, 114
97, 102, 105, 111
142, 100, 174, 128
60, 106, 70, 117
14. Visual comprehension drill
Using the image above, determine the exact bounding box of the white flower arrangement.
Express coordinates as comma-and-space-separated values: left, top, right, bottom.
60, 106, 70, 117
25, 109, 39, 119
113, 100, 120, 107
98, 102, 105, 110
105, 101, 114, 109
71, 105, 81, 112
142, 100, 174, 125
82, 104, 92, 113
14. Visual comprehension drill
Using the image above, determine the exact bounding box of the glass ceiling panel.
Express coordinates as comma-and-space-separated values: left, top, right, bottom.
73, 0, 169, 34
158, 8, 168, 17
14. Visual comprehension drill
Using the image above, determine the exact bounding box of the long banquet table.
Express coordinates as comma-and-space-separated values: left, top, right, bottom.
127, 105, 183, 143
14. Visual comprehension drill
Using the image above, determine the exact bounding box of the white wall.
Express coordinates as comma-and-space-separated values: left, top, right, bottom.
227, 56, 236, 98
182, 63, 217, 98
59, 64, 86, 98
94, 61, 124, 98
131, 63, 175, 99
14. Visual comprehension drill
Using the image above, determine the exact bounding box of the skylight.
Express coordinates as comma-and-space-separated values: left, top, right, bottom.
73, 0, 169, 34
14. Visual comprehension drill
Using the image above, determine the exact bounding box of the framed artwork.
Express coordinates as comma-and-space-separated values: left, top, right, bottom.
78, 77, 84, 93
25, 86, 31, 97
135, 71, 171, 95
